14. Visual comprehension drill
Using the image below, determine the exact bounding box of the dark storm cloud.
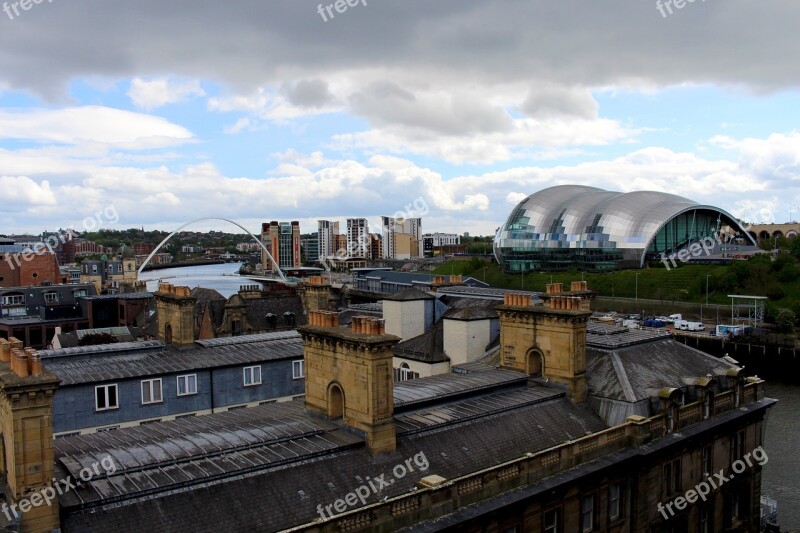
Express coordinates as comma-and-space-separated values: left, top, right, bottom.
0, 0, 798, 97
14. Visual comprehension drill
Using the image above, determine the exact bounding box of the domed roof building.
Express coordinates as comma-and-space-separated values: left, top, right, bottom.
493, 185, 755, 272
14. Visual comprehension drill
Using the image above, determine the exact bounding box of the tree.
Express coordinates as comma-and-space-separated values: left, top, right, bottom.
774, 308, 796, 333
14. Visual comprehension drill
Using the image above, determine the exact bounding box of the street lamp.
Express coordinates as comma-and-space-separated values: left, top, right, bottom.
635, 272, 640, 302
705, 274, 711, 305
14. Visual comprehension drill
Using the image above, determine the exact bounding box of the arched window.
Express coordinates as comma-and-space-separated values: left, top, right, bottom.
328, 383, 344, 419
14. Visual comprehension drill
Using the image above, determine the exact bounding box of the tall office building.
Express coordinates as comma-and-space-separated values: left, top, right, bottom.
261, 221, 300, 273
381, 216, 422, 259
300, 233, 319, 266
346, 218, 369, 258
317, 220, 340, 261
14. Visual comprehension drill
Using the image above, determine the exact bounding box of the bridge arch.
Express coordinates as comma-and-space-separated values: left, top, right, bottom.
137, 218, 286, 283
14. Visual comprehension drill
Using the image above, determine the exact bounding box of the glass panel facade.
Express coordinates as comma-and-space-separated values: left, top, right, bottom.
494, 186, 755, 272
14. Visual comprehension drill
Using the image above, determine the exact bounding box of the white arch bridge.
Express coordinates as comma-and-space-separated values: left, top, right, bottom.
137, 218, 288, 284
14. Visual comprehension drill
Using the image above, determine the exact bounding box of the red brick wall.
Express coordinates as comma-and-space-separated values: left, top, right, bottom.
18, 253, 61, 286
0, 255, 22, 287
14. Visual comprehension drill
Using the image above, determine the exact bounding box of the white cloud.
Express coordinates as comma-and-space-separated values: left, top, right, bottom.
128, 78, 205, 110
0, 106, 193, 148
0, 176, 56, 208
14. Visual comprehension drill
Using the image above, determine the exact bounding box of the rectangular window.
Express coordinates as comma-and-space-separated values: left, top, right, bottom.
663, 459, 681, 495
543, 508, 560, 533
702, 445, 713, 476
44, 292, 59, 304
177, 374, 197, 396
699, 506, 712, 533
243, 365, 262, 386
731, 430, 745, 462
730, 492, 740, 521
1, 295, 24, 306
581, 494, 595, 532
95, 384, 118, 411
292, 360, 304, 379
141, 378, 163, 404
609, 482, 622, 520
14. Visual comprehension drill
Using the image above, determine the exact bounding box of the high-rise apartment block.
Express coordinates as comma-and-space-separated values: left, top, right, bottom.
317, 220, 340, 261
381, 216, 422, 259
346, 218, 369, 258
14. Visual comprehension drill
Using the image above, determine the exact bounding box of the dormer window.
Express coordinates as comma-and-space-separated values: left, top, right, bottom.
703, 390, 713, 419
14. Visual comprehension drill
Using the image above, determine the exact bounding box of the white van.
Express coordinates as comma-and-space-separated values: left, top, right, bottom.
669, 313, 682, 321
673, 320, 689, 330
686, 322, 705, 331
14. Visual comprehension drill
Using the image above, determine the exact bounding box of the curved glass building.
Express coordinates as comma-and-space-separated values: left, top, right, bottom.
493, 185, 755, 272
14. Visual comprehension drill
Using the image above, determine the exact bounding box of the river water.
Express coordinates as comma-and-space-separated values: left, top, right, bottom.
762, 380, 800, 531
138, 262, 258, 298
137, 263, 799, 530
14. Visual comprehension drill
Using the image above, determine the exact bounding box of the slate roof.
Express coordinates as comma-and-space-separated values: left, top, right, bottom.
392, 321, 448, 364
586, 338, 738, 402
383, 288, 436, 301
243, 294, 306, 330
393, 363, 527, 410
42, 334, 305, 386
80, 292, 153, 301
442, 306, 498, 321
436, 286, 542, 303
192, 287, 227, 331
56, 370, 607, 532
586, 322, 671, 348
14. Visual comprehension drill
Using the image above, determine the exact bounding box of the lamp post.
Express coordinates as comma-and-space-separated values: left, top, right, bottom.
635, 272, 640, 302
706, 274, 711, 305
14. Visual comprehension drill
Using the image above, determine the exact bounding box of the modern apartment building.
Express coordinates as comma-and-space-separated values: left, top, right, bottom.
317, 220, 340, 261
261, 221, 301, 272
346, 218, 369, 258
381, 216, 422, 259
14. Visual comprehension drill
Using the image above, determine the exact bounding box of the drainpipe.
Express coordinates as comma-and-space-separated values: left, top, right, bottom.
210, 370, 215, 414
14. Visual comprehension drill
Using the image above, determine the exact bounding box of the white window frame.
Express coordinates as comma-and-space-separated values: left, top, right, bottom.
581, 494, 595, 532
141, 378, 163, 405
95, 384, 119, 411
1, 294, 24, 306
609, 483, 621, 520
544, 508, 560, 533
243, 365, 262, 386
292, 360, 304, 379
702, 445, 713, 476
44, 292, 59, 304
177, 374, 198, 396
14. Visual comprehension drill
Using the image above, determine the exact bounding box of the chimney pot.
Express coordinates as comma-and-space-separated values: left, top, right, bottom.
29, 351, 42, 377
13, 349, 28, 378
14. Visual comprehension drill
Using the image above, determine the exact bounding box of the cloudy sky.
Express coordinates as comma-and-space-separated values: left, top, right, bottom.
0, 0, 799, 237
